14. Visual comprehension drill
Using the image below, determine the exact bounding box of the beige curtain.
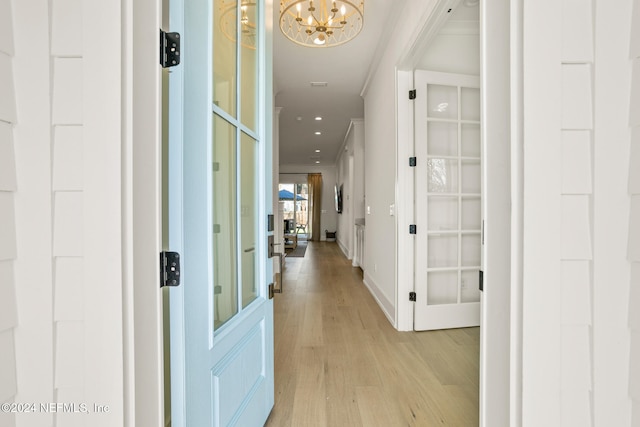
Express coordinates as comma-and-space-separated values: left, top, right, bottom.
307, 173, 323, 241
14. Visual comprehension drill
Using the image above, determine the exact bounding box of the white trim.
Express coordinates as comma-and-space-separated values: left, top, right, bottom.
395, 69, 415, 332
337, 237, 350, 259
360, 4, 405, 97
508, 0, 524, 425
125, 0, 164, 424
363, 271, 396, 327
167, 0, 186, 424
396, 0, 462, 72
479, 0, 513, 424
334, 118, 363, 165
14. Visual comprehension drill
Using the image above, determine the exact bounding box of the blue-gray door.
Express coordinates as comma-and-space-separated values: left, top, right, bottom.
167, 0, 275, 425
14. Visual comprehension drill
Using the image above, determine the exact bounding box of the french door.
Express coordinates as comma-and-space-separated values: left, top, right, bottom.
414, 70, 482, 331
167, 0, 274, 425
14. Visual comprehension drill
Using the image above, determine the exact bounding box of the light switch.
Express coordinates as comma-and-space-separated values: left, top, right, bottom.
367, 206, 371, 215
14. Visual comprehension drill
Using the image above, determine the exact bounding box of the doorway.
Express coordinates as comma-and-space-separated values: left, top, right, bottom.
394, 0, 512, 425
279, 182, 309, 241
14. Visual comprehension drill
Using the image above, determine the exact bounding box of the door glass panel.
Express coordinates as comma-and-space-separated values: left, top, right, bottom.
428, 122, 457, 156
461, 123, 481, 157
427, 158, 458, 193
214, 0, 237, 116
240, 1, 258, 131
461, 159, 480, 193
461, 234, 481, 266
461, 197, 481, 230
295, 184, 309, 238
461, 270, 481, 303
427, 84, 458, 120
428, 235, 458, 268
461, 87, 480, 121
428, 196, 458, 230
213, 114, 238, 330
240, 132, 258, 308
427, 271, 458, 305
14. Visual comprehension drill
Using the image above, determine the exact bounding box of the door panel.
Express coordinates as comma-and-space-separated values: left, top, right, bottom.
414, 70, 481, 331
168, 0, 274, 425
240, 132, 258, 307
213, 114, 238, 328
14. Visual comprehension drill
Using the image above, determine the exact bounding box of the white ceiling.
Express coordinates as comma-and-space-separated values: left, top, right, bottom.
272, 0, 479, 166
273, 0, 402, 166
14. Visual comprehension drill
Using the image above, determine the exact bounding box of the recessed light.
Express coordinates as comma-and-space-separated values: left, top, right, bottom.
314, 131, 321, 135
296, 116, 303, 121
315, 161, 320, 164
315, 149, 321, 153
315, 116, 322, 121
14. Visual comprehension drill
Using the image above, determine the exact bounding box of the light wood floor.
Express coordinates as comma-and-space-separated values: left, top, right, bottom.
264, 241, 479, 427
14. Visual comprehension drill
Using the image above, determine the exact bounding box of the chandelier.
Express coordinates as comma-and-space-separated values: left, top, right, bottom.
279, 0, 364, 47
219, 1, 257, 50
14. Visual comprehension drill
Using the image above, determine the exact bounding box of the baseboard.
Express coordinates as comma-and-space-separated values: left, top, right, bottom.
362, 271, 396, 328
337, 238, 351, 259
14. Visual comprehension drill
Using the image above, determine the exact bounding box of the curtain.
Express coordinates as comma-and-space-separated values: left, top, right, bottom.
307, 173, 323, 241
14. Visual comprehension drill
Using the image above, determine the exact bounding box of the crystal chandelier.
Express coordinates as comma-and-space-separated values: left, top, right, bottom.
279, 0, 364, 47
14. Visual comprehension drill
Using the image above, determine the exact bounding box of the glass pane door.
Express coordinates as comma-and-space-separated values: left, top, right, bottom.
211, 0, 262, 331
414, 70, 481, 331
240, 132, 258, 307
212, 115, 238, 329
169, 0, 273, 424
278, 182, 309, 241
425, 83, 481, 306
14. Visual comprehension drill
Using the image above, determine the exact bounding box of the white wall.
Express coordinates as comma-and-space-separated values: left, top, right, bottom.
520, 0, 635, 425
594, 0, 638, 424
279, 165, 338, 240
628, 2, 640, 424
336, 144, 352, 255
418, 33, 480, 75
362, 0, 442, 324
0, 1, 18, 425
352, 121, 365, 222
335, 119, 365, 259
2, 1, 164, 426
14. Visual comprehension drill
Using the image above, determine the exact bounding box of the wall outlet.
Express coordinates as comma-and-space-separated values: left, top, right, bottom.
389, 203, 395, 216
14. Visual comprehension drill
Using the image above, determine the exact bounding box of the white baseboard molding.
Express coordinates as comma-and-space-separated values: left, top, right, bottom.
337, 238, 351, 259
362, 271, 396, 328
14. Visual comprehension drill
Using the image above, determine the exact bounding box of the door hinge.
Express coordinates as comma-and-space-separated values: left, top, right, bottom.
160, 251, 181, 288
409, 291, 416, 302
409, 89, 416, 100
409, 224, 417, 234
409, 157, 417, 167
160, 30, 181, 68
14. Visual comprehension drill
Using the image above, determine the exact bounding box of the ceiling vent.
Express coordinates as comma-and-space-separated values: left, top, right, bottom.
310, 82, 328, 87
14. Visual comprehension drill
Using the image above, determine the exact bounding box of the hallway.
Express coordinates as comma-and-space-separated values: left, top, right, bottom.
265, 242, 479, 426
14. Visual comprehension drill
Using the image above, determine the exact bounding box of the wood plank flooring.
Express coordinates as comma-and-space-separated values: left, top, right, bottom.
265, 241, 479, 427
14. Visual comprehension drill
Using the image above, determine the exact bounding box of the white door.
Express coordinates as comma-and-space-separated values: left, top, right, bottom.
167, 0, 275, 425
414, 70, 482, 331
